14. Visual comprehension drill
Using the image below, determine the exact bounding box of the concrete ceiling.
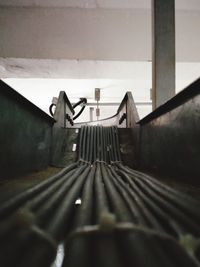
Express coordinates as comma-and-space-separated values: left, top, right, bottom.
1, 5, 200, 62
0, 0, 150, 9
0, 0, 199, 121
0, 0, 200, 10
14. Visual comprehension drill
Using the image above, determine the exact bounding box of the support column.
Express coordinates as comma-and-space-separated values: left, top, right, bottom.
90, 107, 94, 122
152, 0, 175, 109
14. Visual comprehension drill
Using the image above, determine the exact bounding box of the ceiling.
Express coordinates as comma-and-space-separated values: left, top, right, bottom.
0, 0, 200, 121
0, 0, 200, 10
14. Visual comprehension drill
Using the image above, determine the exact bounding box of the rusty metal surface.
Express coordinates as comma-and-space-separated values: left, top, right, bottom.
51, 91, 75, 166
118, 128, 137, 169
0, 80, 54, 123
0, 80, 54, 178
137, 78, 200, 184
51, 128, 78, 167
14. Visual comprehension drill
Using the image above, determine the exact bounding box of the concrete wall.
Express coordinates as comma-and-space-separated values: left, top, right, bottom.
0, 80, 54, 178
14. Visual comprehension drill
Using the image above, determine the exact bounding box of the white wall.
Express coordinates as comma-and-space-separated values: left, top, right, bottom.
3, 78, 152, 120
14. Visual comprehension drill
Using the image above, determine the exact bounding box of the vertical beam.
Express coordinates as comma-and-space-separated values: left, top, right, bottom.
90, 107, 94, 122
152, 0, 175, 109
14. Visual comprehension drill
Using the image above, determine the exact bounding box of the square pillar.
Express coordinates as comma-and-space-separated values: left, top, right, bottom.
152, 0, 175, 109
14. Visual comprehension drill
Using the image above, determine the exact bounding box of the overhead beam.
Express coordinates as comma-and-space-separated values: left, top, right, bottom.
152, 0, 175, 109
74, 102, 152, 106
